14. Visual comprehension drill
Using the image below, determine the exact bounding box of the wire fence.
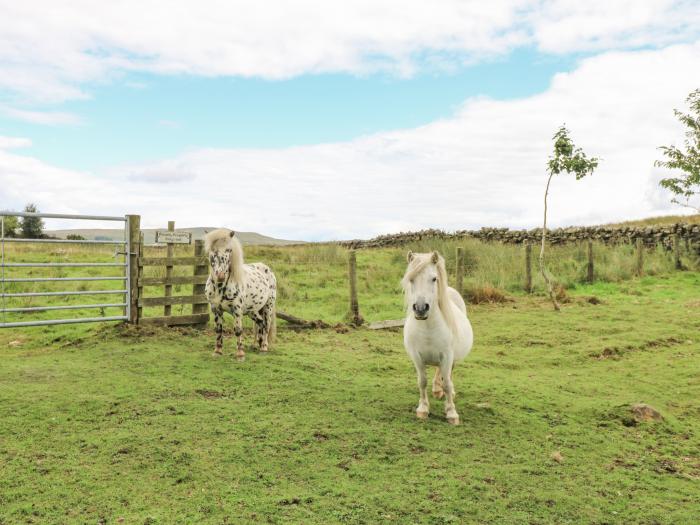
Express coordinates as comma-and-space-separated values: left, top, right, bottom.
1, 224, 695, 328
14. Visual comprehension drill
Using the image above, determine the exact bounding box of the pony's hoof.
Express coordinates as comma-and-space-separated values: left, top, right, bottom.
213, 348, 223, 356
236, 353, 245, 362
416, 409, 429, 420
447, 415, 460, 426
432, 390, 445, 400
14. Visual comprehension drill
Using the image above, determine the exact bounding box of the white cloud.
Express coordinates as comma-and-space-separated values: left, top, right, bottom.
128, 165, 194, 184
530, 0, 700, 53
1, 44, 699, 239
0, 135, 31, 149
0, 1, 698, 103
0, 105, 83, 125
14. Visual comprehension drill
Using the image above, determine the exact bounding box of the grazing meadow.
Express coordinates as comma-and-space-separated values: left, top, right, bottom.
1, 238, 699, 524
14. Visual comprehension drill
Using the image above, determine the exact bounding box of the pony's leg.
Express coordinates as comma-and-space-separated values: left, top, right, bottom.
253, 321, 262, 350
249, 311, 266, 351
259, 303, 274, 353
432, 368, 444, 399
213, 306, 224, 356
415, 363, 429, 419
234, 314, 245, 361
440, 360, 459, 425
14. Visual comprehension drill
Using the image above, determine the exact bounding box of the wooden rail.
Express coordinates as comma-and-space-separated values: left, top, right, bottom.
138, 256, 207, 266
138, 275, 208, 286
140, 313, 210, 327
138, 295, 208, 307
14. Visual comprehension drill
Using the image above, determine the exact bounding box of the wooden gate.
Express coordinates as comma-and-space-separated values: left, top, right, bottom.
133, 221, 210, 327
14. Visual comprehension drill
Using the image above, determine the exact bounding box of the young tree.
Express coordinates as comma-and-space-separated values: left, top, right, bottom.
541, 126, 599, 311
1, 215, 19, 237
20, 203, 45, 239
655, 89, 700, 212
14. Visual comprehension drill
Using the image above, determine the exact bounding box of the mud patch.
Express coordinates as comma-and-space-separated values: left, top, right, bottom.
591, 336, 684, 360
195, 389, 226, 399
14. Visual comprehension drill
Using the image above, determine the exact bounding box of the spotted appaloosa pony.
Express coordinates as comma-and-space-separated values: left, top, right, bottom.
402, 251, 474, 425
204, 229, 277, 361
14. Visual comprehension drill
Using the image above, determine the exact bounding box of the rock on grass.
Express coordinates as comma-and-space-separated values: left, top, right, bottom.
601, 403, 665, 427
630, 403, 663, 423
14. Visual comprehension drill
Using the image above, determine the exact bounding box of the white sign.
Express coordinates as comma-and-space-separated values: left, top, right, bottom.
156, 231, 191, 244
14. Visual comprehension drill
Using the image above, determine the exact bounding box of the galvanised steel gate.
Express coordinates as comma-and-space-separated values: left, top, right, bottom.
0, 211, 133, 328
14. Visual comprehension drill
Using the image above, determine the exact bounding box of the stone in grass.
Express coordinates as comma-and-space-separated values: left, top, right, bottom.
617, 403, 664, 427
475, 402, 495, 414
551, 451, 564, 463
629, 403, 663, 424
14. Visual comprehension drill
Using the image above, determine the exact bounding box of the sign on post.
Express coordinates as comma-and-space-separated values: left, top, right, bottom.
156, 231, 191, 245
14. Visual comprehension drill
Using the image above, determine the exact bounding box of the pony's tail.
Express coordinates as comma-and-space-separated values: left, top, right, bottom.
269, 303, 277, 345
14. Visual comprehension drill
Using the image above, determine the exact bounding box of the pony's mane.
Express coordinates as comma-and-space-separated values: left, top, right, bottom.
204, 229, 245, 285
401, 251, 459, 337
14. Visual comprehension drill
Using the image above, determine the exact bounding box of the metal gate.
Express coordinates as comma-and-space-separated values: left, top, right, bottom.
0, 211, 132, 328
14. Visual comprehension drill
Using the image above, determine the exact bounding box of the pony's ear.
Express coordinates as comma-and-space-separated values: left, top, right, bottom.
431, 251, 439, 264
407, 251, 414, 263
229, 230, 235, 238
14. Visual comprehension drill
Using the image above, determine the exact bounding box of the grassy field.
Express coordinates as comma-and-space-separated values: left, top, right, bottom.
1, 269, 699, 524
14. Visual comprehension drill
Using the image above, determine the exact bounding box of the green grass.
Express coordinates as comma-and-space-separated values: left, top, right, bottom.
1, 273, 699, 524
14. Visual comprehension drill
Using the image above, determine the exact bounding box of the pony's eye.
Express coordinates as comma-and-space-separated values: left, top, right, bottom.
432, 277, 437, 283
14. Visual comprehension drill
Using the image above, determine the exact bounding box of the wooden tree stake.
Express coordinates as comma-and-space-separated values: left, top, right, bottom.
348, 250, 363, 326
455, 247, 464, 297
524, 242, 532, 293
635, 238, 644, 277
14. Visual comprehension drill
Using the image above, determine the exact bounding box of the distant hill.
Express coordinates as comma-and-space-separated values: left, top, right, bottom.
602, 214, 700, 228
45, 227, 302, 246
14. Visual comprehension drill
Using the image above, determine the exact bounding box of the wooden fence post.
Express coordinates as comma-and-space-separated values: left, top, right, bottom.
164, 221, 175, 317
192, 240, 209, 327
348, 250, 363, 326
455, 247, 464, 297
587, 239, 594, 283
524, 242, 532, 293
673, 233, 682, 270
137, 232, 144, 323
635, 238, 644, 277
127, 214, 140, 324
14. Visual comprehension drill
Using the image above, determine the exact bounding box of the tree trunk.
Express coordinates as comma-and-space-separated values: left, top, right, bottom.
539, 172, 560, 311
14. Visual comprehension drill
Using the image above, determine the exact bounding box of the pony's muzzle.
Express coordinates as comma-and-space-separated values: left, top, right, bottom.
214, 273, 227, 282
412, 302, 429, 320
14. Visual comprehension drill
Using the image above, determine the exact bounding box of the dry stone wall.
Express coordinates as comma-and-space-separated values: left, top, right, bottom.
341, 223, 700, 250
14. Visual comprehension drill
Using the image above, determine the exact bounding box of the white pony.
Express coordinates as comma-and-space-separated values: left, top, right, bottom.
402, 250, 474, 425
204, 229, 277, 361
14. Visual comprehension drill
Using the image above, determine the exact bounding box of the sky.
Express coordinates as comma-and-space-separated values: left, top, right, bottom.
1, 0, 700, 240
